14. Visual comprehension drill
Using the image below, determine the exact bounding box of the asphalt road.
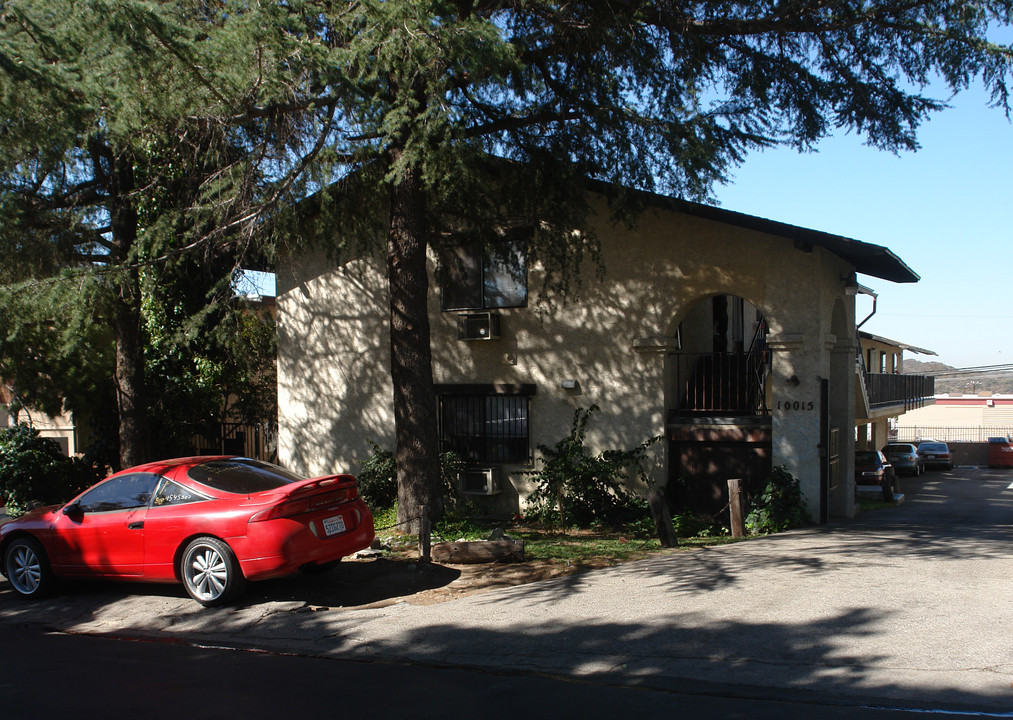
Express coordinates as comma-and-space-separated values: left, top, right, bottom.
0, 623, 996, 719
2, 467, 1012, 717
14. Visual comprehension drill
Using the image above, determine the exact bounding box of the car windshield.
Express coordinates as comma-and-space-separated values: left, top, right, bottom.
187, 458, 307, 494
855, 451, 879, 463
919, 443, 947, 452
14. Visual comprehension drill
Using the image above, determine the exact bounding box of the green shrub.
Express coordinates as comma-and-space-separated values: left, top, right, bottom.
356, 440, 398, 510
356, 441, 463, 513
522, 405, 659, 528
0, 424, 102, 516
745, 465, 809, 534
672, 511, 722, 538
438, 450, 464, 510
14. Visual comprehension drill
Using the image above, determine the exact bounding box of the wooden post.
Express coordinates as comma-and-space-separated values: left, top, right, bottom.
648, 486, 678, 548
728, 478, 745, 538
418, 504, 431, 563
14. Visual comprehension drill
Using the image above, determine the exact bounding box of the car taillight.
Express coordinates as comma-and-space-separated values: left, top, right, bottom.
249, 486, 359, 522
250, 498, 312, 522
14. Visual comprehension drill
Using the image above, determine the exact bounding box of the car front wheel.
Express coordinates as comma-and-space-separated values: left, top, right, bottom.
180, 536, 246, 607
4, 537, 54, 599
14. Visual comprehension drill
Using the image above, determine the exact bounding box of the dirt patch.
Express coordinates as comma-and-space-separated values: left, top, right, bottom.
319, 541, 661, 609
330, 527, 685, 608
236, 547, 602, 610
392, 557, 591, 605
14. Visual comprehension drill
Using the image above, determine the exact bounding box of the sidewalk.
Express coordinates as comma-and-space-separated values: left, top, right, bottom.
2, 470, 1012, 713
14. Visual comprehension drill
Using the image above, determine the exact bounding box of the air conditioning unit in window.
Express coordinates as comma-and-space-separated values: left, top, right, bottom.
458, 467, 502, 495
457, 312, 501, 340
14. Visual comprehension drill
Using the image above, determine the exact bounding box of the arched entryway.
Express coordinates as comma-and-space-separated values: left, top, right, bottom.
663, 294, 774, 519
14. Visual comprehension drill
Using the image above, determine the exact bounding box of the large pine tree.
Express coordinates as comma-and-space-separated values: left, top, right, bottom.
1, 1, 301, 466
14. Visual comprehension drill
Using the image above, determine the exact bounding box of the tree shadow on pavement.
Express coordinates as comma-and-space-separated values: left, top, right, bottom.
2, 468, 1011, 713
0, 556, 463, 611
242, 558, 462, 608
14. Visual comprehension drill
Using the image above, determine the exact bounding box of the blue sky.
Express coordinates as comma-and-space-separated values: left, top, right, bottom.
714, 81, 1013, 370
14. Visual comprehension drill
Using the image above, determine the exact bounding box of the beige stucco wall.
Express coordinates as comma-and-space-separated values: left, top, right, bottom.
277, 249, 393, 476
277, 196, 860, 520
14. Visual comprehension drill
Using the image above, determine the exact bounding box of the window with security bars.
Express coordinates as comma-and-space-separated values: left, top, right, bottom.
438, 393, 530, 464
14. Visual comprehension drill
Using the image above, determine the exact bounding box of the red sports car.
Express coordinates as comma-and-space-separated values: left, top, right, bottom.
0, 456, 374, 606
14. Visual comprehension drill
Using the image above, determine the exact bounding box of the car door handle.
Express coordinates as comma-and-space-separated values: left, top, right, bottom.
128, 521, 144, 530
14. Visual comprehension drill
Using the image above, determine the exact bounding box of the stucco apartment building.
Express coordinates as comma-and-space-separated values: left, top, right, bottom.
277, 190, 934, 523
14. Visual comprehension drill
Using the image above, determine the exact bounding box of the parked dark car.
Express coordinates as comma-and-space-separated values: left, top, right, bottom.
855, 451, 895, 486
855, 450, 898, 502
917, 441, 953, 470
882, 443, 924, 476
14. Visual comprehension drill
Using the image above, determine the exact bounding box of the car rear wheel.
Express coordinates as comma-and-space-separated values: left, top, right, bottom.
4, 537, 54, 599
180, 537, 246, 607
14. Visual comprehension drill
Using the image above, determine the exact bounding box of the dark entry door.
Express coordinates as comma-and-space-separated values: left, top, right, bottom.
819, 379, 840, 524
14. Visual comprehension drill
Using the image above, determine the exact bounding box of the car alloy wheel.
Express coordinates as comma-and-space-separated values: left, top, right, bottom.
5, 537, 53, 598
180, 536, 245, 607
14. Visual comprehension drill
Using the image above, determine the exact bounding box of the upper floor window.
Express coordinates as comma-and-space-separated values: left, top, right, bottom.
440, 238, 527, 311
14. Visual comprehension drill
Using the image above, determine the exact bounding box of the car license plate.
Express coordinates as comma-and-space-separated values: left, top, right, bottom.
323, 515, 346, 537
926, 455, 936, 459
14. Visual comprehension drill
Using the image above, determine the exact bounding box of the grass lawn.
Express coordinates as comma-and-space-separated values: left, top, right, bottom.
373, 506, 748, 567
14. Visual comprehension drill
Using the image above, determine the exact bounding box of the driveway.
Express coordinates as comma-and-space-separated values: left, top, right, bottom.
2, 468, 1012, 713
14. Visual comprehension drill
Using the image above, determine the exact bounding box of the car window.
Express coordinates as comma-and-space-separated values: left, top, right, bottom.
884, 445, 912, 452
77, 473, 161, 513
855, 451, 878, 463
919, 443, 947, 452
151, 479, 207, 507
187, 458, 307, 494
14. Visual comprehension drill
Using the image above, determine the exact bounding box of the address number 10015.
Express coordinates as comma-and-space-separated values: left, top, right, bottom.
775, 400, 815, 411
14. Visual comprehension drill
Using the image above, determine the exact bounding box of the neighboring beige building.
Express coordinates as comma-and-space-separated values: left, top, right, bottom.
277, 191, 932, 522
1, 384, 81, 456
897, 394, 1013, 442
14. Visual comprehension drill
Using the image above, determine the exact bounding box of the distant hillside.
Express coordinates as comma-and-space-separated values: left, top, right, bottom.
904, 359, 1013, 395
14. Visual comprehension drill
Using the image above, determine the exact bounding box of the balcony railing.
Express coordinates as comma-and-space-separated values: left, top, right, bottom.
864, 372, 935, 411
668, 353, 933, 418
668, 351, 770, 417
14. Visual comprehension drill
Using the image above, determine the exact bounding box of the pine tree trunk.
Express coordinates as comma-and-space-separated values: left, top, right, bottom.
112, 272, 148, 469
109, 153, 150, 469
388, 159, 441, 534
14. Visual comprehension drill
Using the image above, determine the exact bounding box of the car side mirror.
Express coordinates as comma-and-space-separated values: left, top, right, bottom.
63, 502, 84, 520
